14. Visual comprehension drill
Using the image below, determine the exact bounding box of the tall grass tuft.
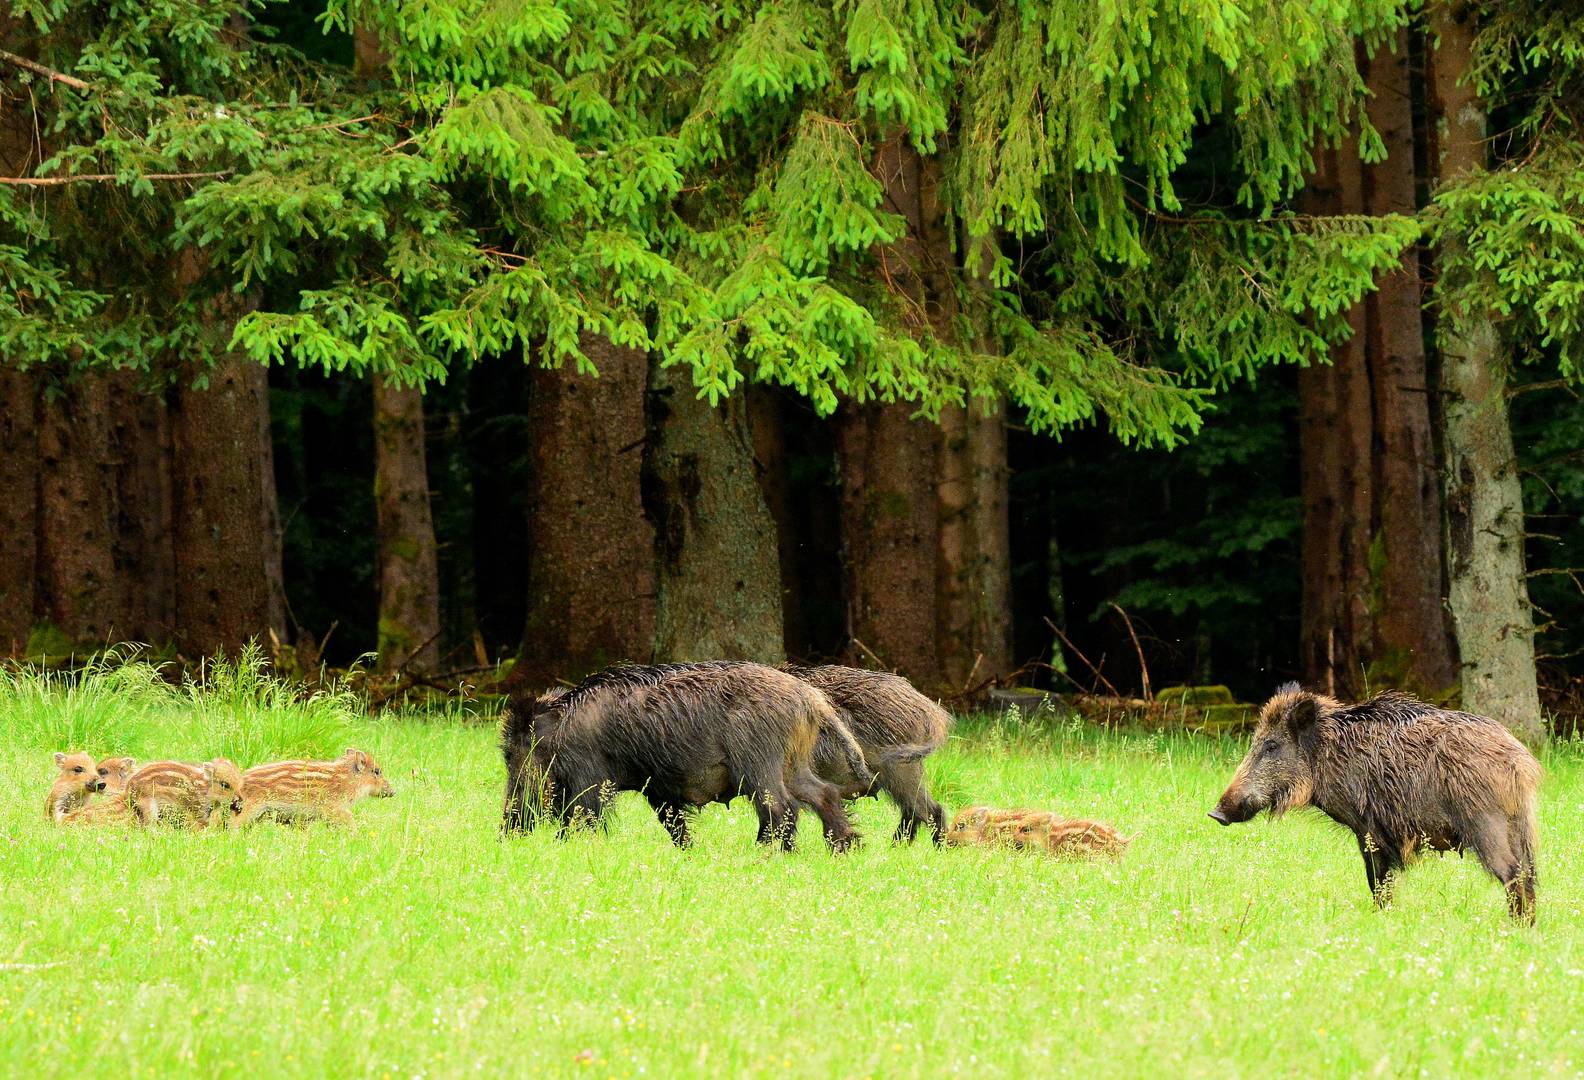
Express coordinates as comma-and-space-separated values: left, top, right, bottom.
0, 642, 358, 765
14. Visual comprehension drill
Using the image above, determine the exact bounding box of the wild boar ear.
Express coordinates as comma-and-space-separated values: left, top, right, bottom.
1286, 694, 1321, 734
201, 763, 215, 781
53, 751, 65, 766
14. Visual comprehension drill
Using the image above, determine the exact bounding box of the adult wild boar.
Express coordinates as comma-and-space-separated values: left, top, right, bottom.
1210, 683, 1540, 922
500, 661, 873, 851
782, 664, 950, 843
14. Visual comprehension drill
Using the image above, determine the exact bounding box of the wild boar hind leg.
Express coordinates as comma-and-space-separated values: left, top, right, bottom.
1466, 812, 1538, 925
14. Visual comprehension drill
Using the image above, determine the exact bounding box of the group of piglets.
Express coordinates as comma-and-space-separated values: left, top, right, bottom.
45, 747, 393, 830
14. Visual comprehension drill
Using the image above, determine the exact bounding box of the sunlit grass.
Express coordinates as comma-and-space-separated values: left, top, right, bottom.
2, 677, 1582, 1076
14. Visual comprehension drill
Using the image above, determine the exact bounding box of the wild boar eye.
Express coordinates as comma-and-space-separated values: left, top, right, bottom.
73, 766, 84, 773
1261, 740, 1279, 754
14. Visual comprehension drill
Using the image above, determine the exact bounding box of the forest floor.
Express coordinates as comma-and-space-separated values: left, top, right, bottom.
2, 661, 1582, 1077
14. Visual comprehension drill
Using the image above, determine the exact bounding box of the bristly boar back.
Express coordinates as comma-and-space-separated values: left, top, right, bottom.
782, 664, 951, 844
500, 660, 869, 851
1210, 683, 1540, 923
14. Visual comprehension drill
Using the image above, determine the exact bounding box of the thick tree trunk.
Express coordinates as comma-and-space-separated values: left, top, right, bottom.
170, 354, 286, 658
0, 369, 38, 651
937, 400, 1013, 688
1428, 5, 1542, 741
839, 404, 940, 685
1361, 28, 1459, 694
36, 376, 119, 646
515, 335, 656, 683
372, 377, 441, 672
108, 373, 176, 645
643, 356, 783, 663
1298, 36, 1456, 698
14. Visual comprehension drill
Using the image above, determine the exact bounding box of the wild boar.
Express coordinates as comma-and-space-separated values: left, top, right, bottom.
45, 752, 98, 823
92, 756, 137, 798
235, 749, 393, 828
944, 806, 1129, 859
501, 661, 873, 851
125, 759, 246, 829
782, 664, 950, 843
1210, 683, 1540, 922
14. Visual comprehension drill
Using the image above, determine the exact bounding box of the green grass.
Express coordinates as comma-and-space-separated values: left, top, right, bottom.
3, 670, 1584, 1077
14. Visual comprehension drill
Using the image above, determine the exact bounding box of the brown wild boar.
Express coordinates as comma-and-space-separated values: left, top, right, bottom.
92, 756, 137, 797
501, 661, 873, 851
45, 752, 98, 823
1210, 684, 1540, 922
235, 749, 393, 827
125, 759, 246, 828
62, 756, 142, 827
782, 664, 950, 843
945, 806, 1129, 859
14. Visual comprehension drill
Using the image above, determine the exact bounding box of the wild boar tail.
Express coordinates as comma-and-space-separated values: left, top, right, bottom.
825, 710, 876, 789
876, 743, 937, 766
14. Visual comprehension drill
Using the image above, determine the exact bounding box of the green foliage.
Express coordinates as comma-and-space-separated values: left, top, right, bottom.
1, 0, 1426, 444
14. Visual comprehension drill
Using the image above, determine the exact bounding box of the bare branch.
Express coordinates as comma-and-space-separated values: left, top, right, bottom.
0, 48, 91, 91
0, 170, 230, 186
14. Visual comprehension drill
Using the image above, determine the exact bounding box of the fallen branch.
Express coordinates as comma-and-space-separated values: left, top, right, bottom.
0, 170, 231, 186
0, 48, 91, 91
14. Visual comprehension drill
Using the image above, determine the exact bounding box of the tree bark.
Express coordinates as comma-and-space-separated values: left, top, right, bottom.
0, 369, 38, 651
108, 372, 176, 645
643, 356, 783, 663
36, 375, 118, 646
515, 334, 656, 683
839, 403, 940, 685
1428, 4, 1542, 741
937, 400, 1013, 688
372, 377, 441, 672
170, 354, 286, 658
1298, 36, 1457, 699
1361, 28, 1459, 694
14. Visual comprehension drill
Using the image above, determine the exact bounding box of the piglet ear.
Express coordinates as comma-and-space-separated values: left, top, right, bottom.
53, 751, 65, 766
202, 763, 215, 781
1287, 694, 1321, 733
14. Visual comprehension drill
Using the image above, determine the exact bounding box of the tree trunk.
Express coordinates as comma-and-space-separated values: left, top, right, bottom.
1428, 4, 1542, 741
937, 400, 1013, 688
170, 354, 286, 658
643, 356, 783, 663
1361, 28, 1459, 694
1298, 36, 1456, 699
108, 372, 176, 645
467, 361, 529, 656
36, 375, 119, 646
0, 369, 38, 651
515, 334, 656, 683
839, 403, 941, 685
372, 377, 441, 672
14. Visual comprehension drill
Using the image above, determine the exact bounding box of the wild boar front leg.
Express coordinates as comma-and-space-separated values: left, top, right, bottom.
646, 797, 693, 848
1357, 836, 1397, 908
788, 771, 858, 853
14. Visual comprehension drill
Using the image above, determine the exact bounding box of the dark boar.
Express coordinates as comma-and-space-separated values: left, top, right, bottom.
1210, 683, 1540, 922
782, 664, 950, 843
500, 661, 873, 851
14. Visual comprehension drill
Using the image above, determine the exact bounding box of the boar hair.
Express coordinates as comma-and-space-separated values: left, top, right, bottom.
1210, 683, 1540, 923
781, 664, 950, 843
501, 661, 872, 851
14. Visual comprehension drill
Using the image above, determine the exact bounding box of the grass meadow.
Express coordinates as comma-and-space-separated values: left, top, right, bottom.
3, 655, 1584, 1077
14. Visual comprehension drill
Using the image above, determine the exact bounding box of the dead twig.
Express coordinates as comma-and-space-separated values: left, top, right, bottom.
1109, 602, 1152, 702
1043, 617, 1122, 699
